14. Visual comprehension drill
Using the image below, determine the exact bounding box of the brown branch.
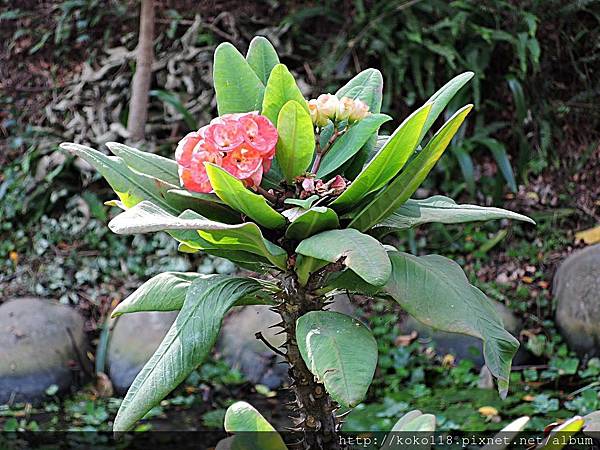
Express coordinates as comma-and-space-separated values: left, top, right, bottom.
127, 0, 155, 142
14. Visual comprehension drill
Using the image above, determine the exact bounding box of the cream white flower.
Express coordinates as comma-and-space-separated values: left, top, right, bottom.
307, 99, 319, 124
336, 97, 354, 121
316, 93, 339, 119
348, 99, 370, 122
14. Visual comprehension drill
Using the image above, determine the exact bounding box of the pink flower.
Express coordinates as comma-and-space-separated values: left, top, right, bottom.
203, 120, 244, 153
175, 112, 278, 193
238, 114, 278, 156
179, 147, 223, 193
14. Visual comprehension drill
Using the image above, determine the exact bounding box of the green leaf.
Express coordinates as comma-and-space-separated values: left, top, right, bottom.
60, 143, 180, 214
336, 68, 383, 112
380, 410, 436, 450
213, 42, 265, 115
331, 104, 432, 210
317, 114, 391, 179
348, 105, 472, 232
284, 195, 319, 209
419, 71, 474, 143
296, 311, 377, 408
205, 164, 286, 229
383, 251, 519, 397
220, 401, 287, 450
295, 229, 391, 286
295, 255, 329, 286
389, 410, 436, 432
111, 272, 200, 317
149, 90, 197, 130
275, 100, 315, 182
106, 142, 180, 186
246, 36, 280, 85
285, 206, 339, 240
113, 275, 265, 431
108, 201, 288, 269
262, 64, 308, 126
373, 195, 534, 234
165, 189, 241, 224
336, 69, 384, 180
476, 137, 517, 192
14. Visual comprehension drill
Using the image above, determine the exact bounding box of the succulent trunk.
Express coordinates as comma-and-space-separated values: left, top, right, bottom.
275, 271, 343, 450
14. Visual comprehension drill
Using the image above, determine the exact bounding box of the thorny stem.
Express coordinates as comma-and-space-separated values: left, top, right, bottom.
310, 126, 344, 174
275, 270, 345, 450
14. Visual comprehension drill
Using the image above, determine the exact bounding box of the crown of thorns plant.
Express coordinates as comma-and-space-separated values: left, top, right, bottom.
61, 36, 534, 448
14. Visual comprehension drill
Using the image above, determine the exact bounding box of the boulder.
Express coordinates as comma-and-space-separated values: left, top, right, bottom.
217, 294, 354, 389
400, 301, 529, 367
0, 297, 88, 404
107, 311, 177, 393
555, 244, 600, 356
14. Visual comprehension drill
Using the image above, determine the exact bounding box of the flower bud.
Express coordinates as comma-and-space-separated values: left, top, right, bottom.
307, 99, 319, 124
316, 93, 339, 120
348, 99, 370, 122
336, 97, 354, 121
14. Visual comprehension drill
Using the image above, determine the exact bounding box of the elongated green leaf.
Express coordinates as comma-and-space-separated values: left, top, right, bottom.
297, 311, 377, 408
111, 272, 200, 317
285, 206, 339, 240
149, 90, 197, 130
246, 36, 280, 85
317, 114, 391, 179
262, 64, 308, 126
477, 137, 517, 192
213, 42, 265, 115
383, 251, 519, 397
275, 100, 315, 182
419, 71, 474, 142
336, 68, 384, 180
331, 104, 432, 210
295, 229, 391, 286
106, 142, 180, 186
205, 164, 286, 229
61, 143, 181, 214
113, 275, 264, 431
108, 201, 288, 269
336, 68, 383, 112
165, 189, 241, 224
171, 212, 274, 272
349, 105, 472, 232
373, 195, 534, 234
220, 402, 287, 450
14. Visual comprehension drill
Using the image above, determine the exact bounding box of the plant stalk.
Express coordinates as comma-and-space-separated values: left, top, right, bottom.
276, 272, 343, 450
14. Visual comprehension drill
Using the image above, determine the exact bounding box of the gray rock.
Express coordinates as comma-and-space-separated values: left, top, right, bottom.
555, 244, 600, 356
400, 301, 529, 367
0, 297, 89, 404
107, 311, 177, 393
217, 294, 354, 389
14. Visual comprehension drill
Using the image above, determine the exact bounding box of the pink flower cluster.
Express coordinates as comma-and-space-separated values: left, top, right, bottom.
175, 112, 278, 193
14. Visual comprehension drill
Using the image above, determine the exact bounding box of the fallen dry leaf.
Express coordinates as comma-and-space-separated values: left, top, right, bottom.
479, 406, 499, 417
575, 226, 600, 244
